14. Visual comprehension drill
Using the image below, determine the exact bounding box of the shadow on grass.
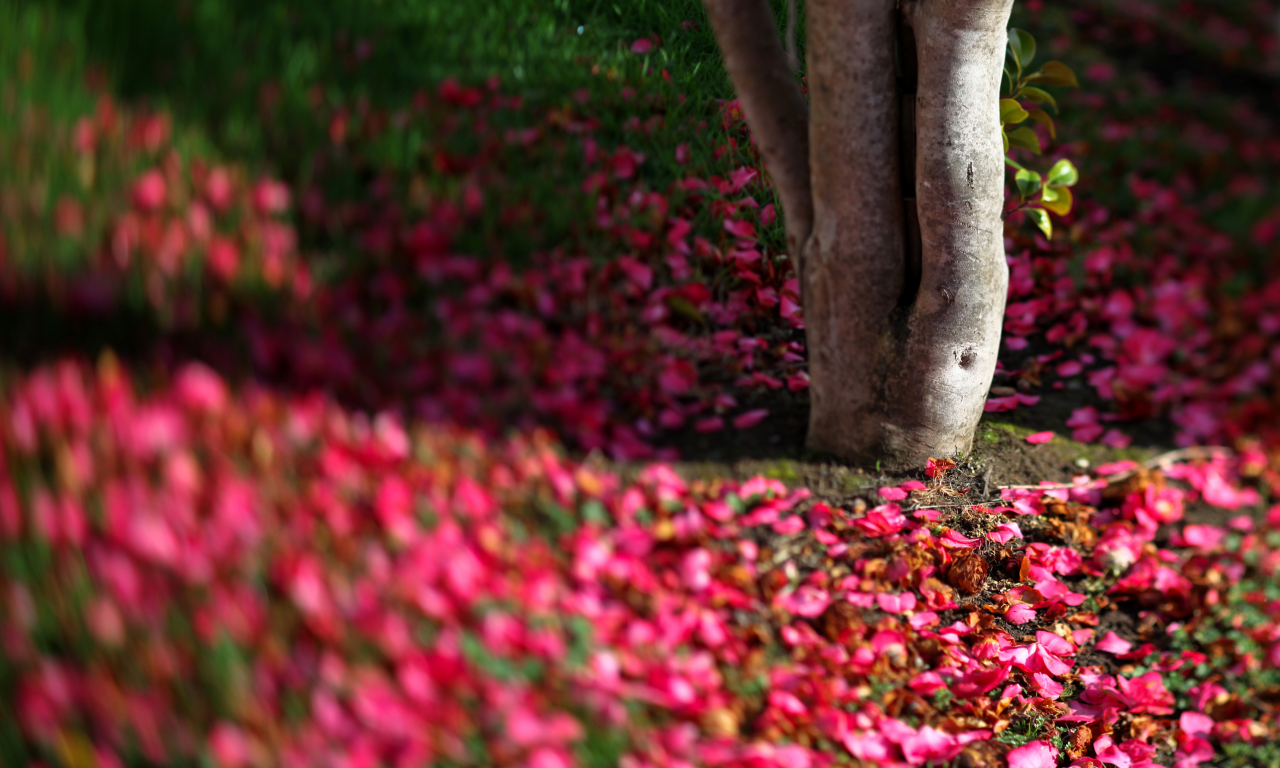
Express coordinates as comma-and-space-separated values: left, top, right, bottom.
25, 0, 746, 164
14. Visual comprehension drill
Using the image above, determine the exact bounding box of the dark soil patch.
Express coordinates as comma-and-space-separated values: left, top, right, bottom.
1075, 604, 1145, 675
658, 385, 812, 464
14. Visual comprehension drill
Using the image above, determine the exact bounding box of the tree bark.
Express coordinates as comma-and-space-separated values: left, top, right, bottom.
706, 0, 1014, 468
704, 0, 813, 279
802, 0, 905, 460
891, 0, 1014, 462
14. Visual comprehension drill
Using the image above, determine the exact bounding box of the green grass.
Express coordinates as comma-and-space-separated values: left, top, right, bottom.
3, 0, 805, 282
24, 0, 802, 165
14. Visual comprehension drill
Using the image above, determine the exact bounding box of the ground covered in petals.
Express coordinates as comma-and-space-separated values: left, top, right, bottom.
2, 1, 1280, 767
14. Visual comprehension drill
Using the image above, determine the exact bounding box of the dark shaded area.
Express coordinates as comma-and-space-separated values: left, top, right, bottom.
0, 294, 168, 368
1072, 1, 1280, 117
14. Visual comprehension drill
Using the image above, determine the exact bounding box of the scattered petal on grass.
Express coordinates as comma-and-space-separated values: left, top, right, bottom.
732, 408, 768, 429
1101, 428, 1132, 448
694, 416, 724, 433
724, 219, 756, 239
629, 38, 653, 54
1026, 431, 1055, 444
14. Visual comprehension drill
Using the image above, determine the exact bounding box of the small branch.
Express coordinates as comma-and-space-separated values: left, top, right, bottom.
1001, 200, 1033, 220
909, 502, 994, 512
704, 0, 813, 281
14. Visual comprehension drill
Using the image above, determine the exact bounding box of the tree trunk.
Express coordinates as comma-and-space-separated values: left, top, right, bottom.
706, 0, 1014, 468
890, 0, 1013, 463
704, 0, 813, 281
803, 0, 906, 462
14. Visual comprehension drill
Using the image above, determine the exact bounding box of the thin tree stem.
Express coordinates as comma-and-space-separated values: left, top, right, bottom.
704, 0, 812, 281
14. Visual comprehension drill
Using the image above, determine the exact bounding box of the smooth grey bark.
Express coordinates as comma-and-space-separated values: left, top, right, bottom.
891, 0, 1013, 461
706, 0, 1014, 467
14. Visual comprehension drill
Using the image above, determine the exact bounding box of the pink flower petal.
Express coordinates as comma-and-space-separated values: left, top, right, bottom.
1026, 431, 1054, 444
1007, 741, 1058, 768
879, 486, 908, 501
724, 219, 756, 239
769, 689, 808, 716
898, 724, 960, 765
772, 515, 805, 535
777, 585, 831, 617
987, 522, 1023, 544
877, 592, 917, 614
1180, 712, 1214, 739
1005, 603, 1037, 624
629, 38, 654, 54
694, 416, 724, 433
939, 528, 984, 548
1101, 428, 1132, 448
984, 395, 1020, 412
1095, 460, 1139, 475
1094, 631, 1133, 655
733, 408, 769, 429
1029, 672, 1064, 699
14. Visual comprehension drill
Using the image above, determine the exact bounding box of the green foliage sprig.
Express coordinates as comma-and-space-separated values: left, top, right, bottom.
1001, 28, 1080, 239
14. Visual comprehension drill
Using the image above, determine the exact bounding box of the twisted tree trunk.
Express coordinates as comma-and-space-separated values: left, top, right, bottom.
705, 0, 1014, 468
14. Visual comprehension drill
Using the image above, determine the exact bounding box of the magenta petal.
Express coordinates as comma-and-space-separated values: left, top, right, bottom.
1095, 630, 1133, 655
1006, 741, 1058, 768
1180, 712, 1214, 739
1030, 672, 1064, 699
879, 486, 908, 501
1005, 603, 1037, 624
733, 408, 769, 429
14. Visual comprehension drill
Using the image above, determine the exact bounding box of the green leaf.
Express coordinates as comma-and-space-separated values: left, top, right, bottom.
1000, 98, 1029, 125
1002, 130, 1009, 153
1026, 207, 1052, 238
1006, 126, 1041, 154
1046, 158, 1079, 187
1015, 86, 1057, 113
1026, 60, 1079, 88
1015, 169, 1042, 200
1026, 108, 1057, 141
1008, 29, 1036, 70
1041, 185, 1073, 215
